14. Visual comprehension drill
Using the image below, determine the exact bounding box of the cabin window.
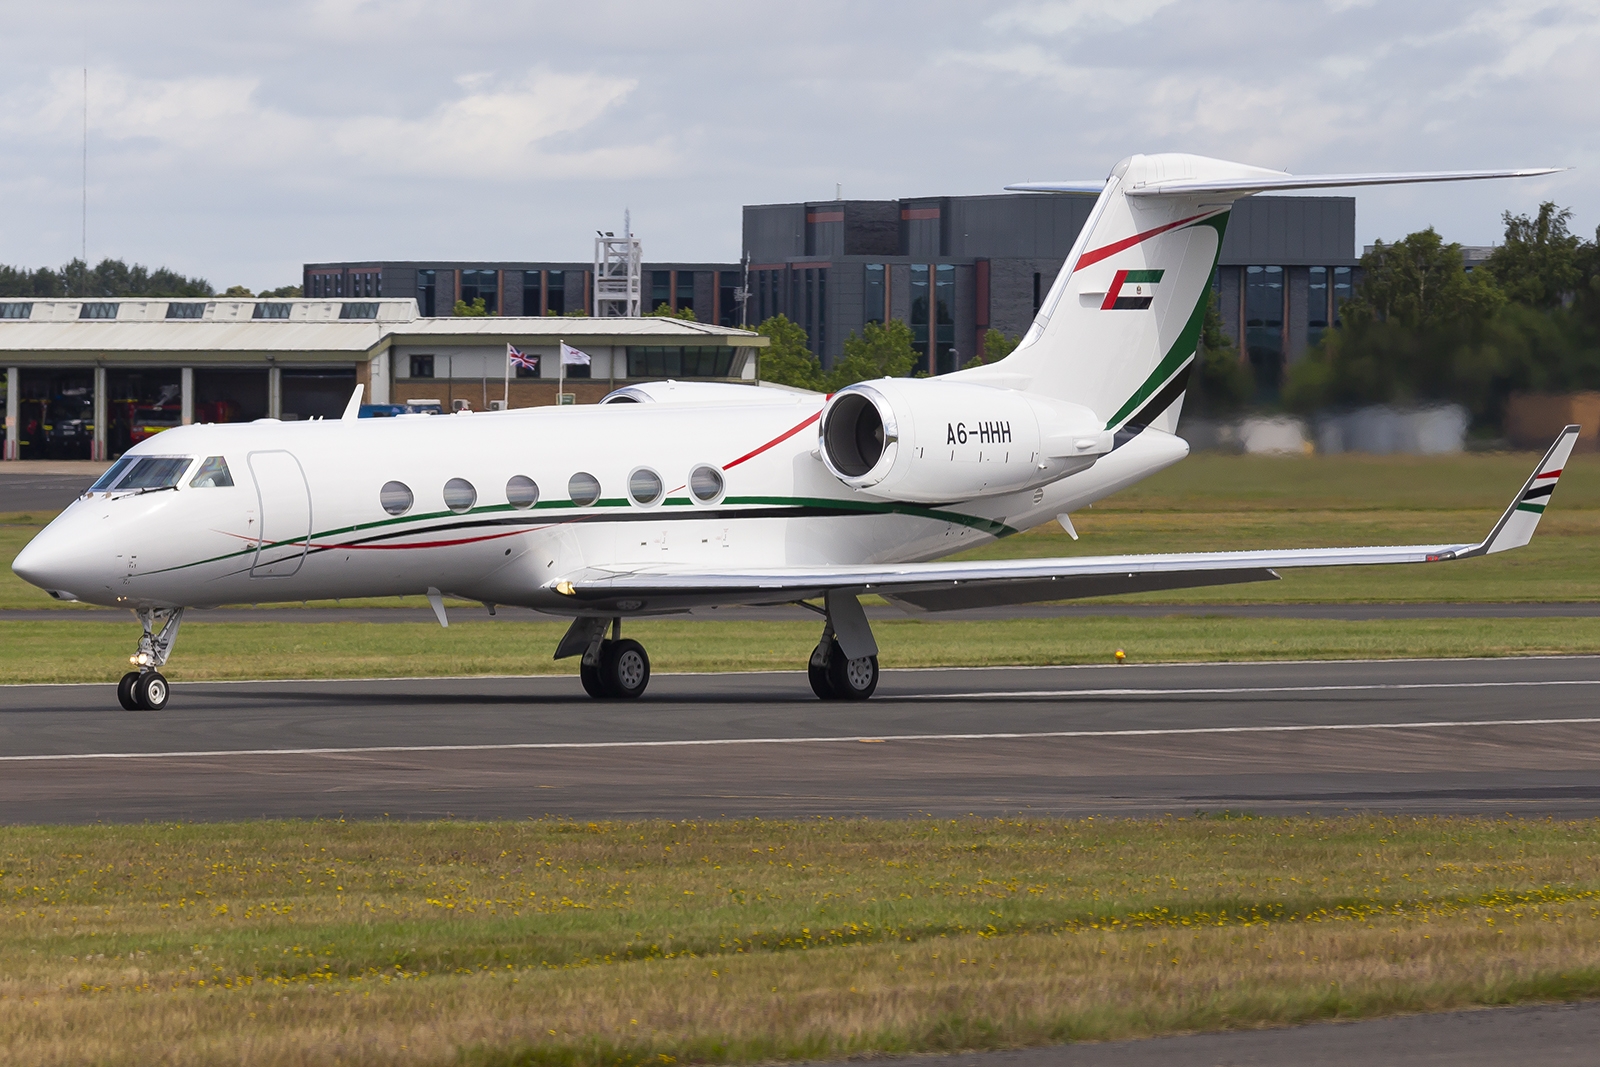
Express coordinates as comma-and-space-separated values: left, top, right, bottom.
568, 472, 601, 507
628, 468, 663, 506
189, 457, 234, 488
115, 456, 193, 491
506, 475, 539, 509
379, 480, 413, 516
689, 464, 724, 504
443, 478, 477, 513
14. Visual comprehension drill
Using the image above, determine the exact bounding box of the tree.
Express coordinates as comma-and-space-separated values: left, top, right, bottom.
0, 257, 211, 298
754, 314, 823, 390
825, 320, 917, 390
223, 285, 254, 297
1184, 289, 1254, 415
258, 285, 302, 298
974, 328, 1021, 366
1485, 202, 1584, 310
453, 297, 489, 316
646, 302, 697, 321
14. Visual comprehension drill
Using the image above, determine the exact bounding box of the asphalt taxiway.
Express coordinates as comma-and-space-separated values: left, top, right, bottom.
4, 656, 1600, 823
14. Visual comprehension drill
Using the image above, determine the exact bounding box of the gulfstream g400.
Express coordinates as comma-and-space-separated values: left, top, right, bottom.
12, 154, 1577, 709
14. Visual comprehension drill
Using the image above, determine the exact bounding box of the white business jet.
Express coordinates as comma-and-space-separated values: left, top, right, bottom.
13, 154, 1578, 711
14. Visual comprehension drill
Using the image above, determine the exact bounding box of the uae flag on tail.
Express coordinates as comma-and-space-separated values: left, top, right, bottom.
1101, 269, 1164, 310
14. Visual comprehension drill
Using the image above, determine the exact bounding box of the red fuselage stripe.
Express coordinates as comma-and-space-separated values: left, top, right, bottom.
724, 411, 822, 470
1075, 211, 1211, 271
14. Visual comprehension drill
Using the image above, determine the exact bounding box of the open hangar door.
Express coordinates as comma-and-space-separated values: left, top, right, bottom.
106, 369, 181, 458
194, 369, 269, 424
280, 368, 355, 421
18, 369, 94, 460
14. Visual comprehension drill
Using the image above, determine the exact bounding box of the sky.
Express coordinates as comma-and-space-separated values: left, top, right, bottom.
0, 0, 1596, 291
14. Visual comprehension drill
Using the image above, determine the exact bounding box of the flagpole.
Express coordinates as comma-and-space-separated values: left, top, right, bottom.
558, 338, 564, 405
503, 343, 511, 410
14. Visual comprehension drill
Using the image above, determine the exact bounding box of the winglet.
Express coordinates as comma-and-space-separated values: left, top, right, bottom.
341, 384, 364, 421
1455, 426, 1581, 558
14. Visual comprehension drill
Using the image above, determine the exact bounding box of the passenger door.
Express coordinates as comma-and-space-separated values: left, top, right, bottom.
248, 450, 312, 578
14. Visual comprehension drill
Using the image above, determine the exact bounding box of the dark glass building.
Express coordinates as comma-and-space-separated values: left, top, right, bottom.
743, 194, 1360, 394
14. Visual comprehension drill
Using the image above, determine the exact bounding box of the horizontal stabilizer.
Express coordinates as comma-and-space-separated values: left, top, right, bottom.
1006, 168, 1565, 199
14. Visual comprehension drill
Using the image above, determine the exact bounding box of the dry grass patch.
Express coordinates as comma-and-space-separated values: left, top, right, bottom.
3, 816, 1600, 1065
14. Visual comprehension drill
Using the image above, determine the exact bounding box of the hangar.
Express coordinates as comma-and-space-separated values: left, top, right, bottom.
0, 298, 765, 461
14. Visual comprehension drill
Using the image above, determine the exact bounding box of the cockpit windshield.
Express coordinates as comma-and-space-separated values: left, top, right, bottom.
88, 456, 195, 494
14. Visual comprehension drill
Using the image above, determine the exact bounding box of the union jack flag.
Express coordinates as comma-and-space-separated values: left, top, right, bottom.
507, 344, 538, 372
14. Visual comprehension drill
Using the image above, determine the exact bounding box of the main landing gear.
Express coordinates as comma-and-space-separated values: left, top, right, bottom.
116, 607, 184, 711
805, 590, 879, 701
558, 617, 652, 699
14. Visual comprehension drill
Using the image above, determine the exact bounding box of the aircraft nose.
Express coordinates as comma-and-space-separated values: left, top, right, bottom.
12, 519, 101, 600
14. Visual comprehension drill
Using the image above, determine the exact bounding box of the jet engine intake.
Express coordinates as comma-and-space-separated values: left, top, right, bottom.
817, 379, 1111, 504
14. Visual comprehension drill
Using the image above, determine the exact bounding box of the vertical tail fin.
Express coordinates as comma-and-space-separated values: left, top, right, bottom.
958, 154, 1278, 430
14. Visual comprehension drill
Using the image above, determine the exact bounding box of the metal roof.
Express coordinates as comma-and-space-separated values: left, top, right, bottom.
0, 300, 765, 363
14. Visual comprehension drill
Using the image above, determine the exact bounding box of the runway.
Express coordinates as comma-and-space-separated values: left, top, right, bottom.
4, 656, 1600, 823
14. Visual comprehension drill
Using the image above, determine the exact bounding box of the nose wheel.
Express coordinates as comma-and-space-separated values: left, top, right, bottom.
118, 671, 170, 711
115, 608, 183, 710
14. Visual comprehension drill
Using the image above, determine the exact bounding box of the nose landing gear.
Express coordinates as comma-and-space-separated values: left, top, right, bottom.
116, 607, 183, 711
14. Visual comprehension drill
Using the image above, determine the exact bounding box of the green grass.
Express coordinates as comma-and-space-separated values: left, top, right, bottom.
5, 815, 1600, 1066
2, 614, 1599, 685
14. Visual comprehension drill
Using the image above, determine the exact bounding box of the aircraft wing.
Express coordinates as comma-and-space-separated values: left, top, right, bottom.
552, 427, 1579, 613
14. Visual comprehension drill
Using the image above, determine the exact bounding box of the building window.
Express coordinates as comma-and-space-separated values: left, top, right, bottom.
1308, 266, 1329, 346
80, 302, 118, 319
410, 355, 434, 378
547, 271, 565, 315
339, 302, 379, 319
416, 270, 436, 317
935, 263, 955, 374
626, 346, 738, 378
253, 303, 291, 320
718, 270, 741, 327
459, 269, 498, 314
864, 264, 885, 325
1245, 265, 1285, 399
675, 270, 695, 316
1032, 272, 1042, 315
651, 270, 671, 314
909, 264, 930, 375
1332, 266, 1353, 326
0, 302, 32, 319
165, 302, 206, 319
804, 269, 814, 342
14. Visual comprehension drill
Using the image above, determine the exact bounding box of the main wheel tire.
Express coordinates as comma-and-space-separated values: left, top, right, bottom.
601, 639, 650, 699
133, 671, 169, 711
117, 671, 141, 711
580, 643, 613, 698
808, 657, 837, 700
825, 641, 879, 700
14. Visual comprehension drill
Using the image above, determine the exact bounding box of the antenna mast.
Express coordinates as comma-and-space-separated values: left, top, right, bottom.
81, 64, 88, 271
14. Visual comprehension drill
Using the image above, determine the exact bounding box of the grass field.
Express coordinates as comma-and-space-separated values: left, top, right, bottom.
3, 451, 1598, 683
4, 815, 1599, 1066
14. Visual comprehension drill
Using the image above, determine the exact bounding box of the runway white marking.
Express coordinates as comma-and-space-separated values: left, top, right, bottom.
5, 715, 1600, 764
899, 679, 1600, 700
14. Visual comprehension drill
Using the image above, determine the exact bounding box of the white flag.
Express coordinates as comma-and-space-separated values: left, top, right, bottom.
560, 342, 591, 366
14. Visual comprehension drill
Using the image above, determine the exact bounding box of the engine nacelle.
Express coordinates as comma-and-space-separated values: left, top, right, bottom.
817, 378, 1112, 503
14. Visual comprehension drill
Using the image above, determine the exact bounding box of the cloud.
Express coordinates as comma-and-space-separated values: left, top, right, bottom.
2, 65, 665, 182
987, 0, 1181, 34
